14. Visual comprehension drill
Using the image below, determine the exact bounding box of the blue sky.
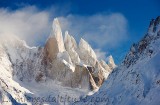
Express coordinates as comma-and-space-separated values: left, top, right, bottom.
0, 0, 159, 64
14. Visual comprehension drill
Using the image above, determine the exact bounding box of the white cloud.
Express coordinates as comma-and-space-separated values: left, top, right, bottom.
59, 13, 128, 48
0, 6, 51, 46
0, 6, 128, 53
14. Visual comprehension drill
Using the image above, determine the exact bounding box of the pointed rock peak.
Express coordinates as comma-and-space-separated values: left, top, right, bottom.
79, 38, 85, 44
107, 55, 114, 62
52, 18, 60, 28
107, 55, 116, 69
79, 38, 89, 48
70, 36, 77, 48
64, 31, 77, 48
78, 38, 97, 66
44, 18, 65, 60
79, 38, 91, 52
64, 31, 77, 49
50, 18, 62, 38
65, 30, 69, 35
79, 38, 96, 54
79, 38, 94, 52
64, 31, 71, 42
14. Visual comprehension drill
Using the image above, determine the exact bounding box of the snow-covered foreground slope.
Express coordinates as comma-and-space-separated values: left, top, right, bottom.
75, 16, 160, 105
0, 18, 116, 105
0, 63, 87, 105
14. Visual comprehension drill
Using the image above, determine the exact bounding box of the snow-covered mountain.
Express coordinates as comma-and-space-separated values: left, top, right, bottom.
76, 16, 160, 105
0, 18, 116, 105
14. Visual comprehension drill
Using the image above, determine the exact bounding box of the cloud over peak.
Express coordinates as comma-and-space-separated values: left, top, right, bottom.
0, 6, 128, 61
